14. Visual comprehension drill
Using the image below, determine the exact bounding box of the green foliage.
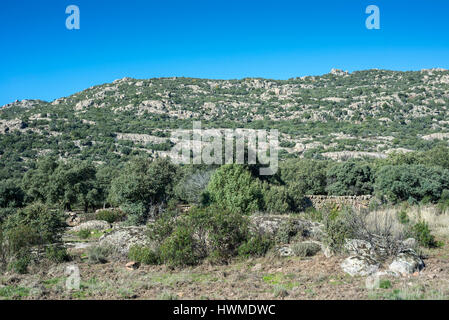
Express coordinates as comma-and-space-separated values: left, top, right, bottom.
374, 165, 449, 203
397, 208, 410, 225
379, 279, 392, 289
128, 245, 160, 265
22, 157, 102, 211
280, 159, 328, 195
412, 221, 436, 248
96, 209, 124, 224
87, 245, 111, 264
261, 183, 292, 214
77, 229, 91, 239
8, 249, 31, 274
149, 206, 250, 266
206, 209, 249, 263
326, 161, 374, 196
275, 219, 305, 244
0, 179, 24, 209
159, 226, 200, 267
291, 242, 321, 257
206, 164, 262, 215
238, 234, 273, 258
4, 202, 65, 247
110, 158, 179, 224
45, 245, 70, 263
322, 208, 354, 253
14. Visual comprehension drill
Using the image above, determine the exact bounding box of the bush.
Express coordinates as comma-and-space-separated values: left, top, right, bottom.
207, 209, 249, 263
411, 221, 436, 248
87, 245, 111, 264
261, 183, 293, 214
128, 245, 160, 265
3, 202, 66, 246
46, 245, 70, 263
291, 242, 321, 257
279, 159, 328, 195
96, 209, 124, 224
206, 164, 263, 215
275, 219, 306, 244
77, 229, 91, 239
322, 208, 354, 253
8, 249, 31, 274
109, 158, 179, 224
159, 226, 200, 267
326, 161, 374, 196
238, 234, 273, 258
374, 165, 449, 203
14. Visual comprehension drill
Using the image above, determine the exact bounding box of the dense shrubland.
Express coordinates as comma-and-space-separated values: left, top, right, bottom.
1, 145, 449, 271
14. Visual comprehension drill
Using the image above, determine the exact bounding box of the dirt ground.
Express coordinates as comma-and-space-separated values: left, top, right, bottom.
2, 238, 449, 300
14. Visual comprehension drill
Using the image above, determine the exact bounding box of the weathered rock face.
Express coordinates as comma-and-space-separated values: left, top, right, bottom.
66, 212, 81, 227
98, 226, 149, 257
344, 239, 374, 257
341, 255, 380, 276
249, 215, 323, 240
71, 220, 111, 233
389, 249, 425, 276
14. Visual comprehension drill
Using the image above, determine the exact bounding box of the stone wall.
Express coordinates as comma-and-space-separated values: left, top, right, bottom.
305, 195, 372, 210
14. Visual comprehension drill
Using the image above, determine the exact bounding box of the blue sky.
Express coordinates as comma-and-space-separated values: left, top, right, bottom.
1, 0, 449, 106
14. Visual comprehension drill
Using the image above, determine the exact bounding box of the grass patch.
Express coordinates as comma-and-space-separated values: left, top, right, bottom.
0, 286, 30, 299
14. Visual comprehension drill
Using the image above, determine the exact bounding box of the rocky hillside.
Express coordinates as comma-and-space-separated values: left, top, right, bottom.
1, 68, 449, 170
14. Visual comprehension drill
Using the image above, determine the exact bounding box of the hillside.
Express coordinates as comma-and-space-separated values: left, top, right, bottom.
2, 68, 449, 176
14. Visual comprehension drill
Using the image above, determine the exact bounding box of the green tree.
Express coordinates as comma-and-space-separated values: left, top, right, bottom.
374, 164, 449, 203
326, 161, 374, 196
206, 164, 262, 215
280, 159, 328, 195
109, 158, 179, 224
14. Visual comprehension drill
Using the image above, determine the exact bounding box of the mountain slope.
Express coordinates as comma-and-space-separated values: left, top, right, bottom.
1, 68, 449, 175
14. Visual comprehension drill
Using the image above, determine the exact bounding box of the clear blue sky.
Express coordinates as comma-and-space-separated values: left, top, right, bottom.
1, 0, 449, 106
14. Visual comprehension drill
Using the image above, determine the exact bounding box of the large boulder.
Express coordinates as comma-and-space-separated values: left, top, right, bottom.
249, 215, 323, 240
71, 220, 111, 233
341, 255, 380, 276
98, 226, 149, 257
344, 239, 374, 257
389, 249, 424, 276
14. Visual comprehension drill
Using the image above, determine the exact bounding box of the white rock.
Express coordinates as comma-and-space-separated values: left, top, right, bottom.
389, 249, 424, 276
341, 255, 379, 276
279, 246, 294, 257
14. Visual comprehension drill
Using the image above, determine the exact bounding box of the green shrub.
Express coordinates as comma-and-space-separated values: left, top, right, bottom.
128, 245, 160, 265
3, 202, 66, 246
397, 208, 410, 225
206, 164, 262, 215
159, 226, 200, 267
238, 234, 273, 258
322, 208, 354, 253
374, 165, 449, 203
261, 183, 292, 214
77, 229, 91, 239
8, 249, 31, 274
87, 245, 111, 264
46, 245, 70, 263
207, 209, 249, 263
412, 221, 436, 248
96, 209, 124, 224
275, 219, 305, 244
379, 279, 392, 289
291, 242, 321, 257
326, 161, 374, 196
